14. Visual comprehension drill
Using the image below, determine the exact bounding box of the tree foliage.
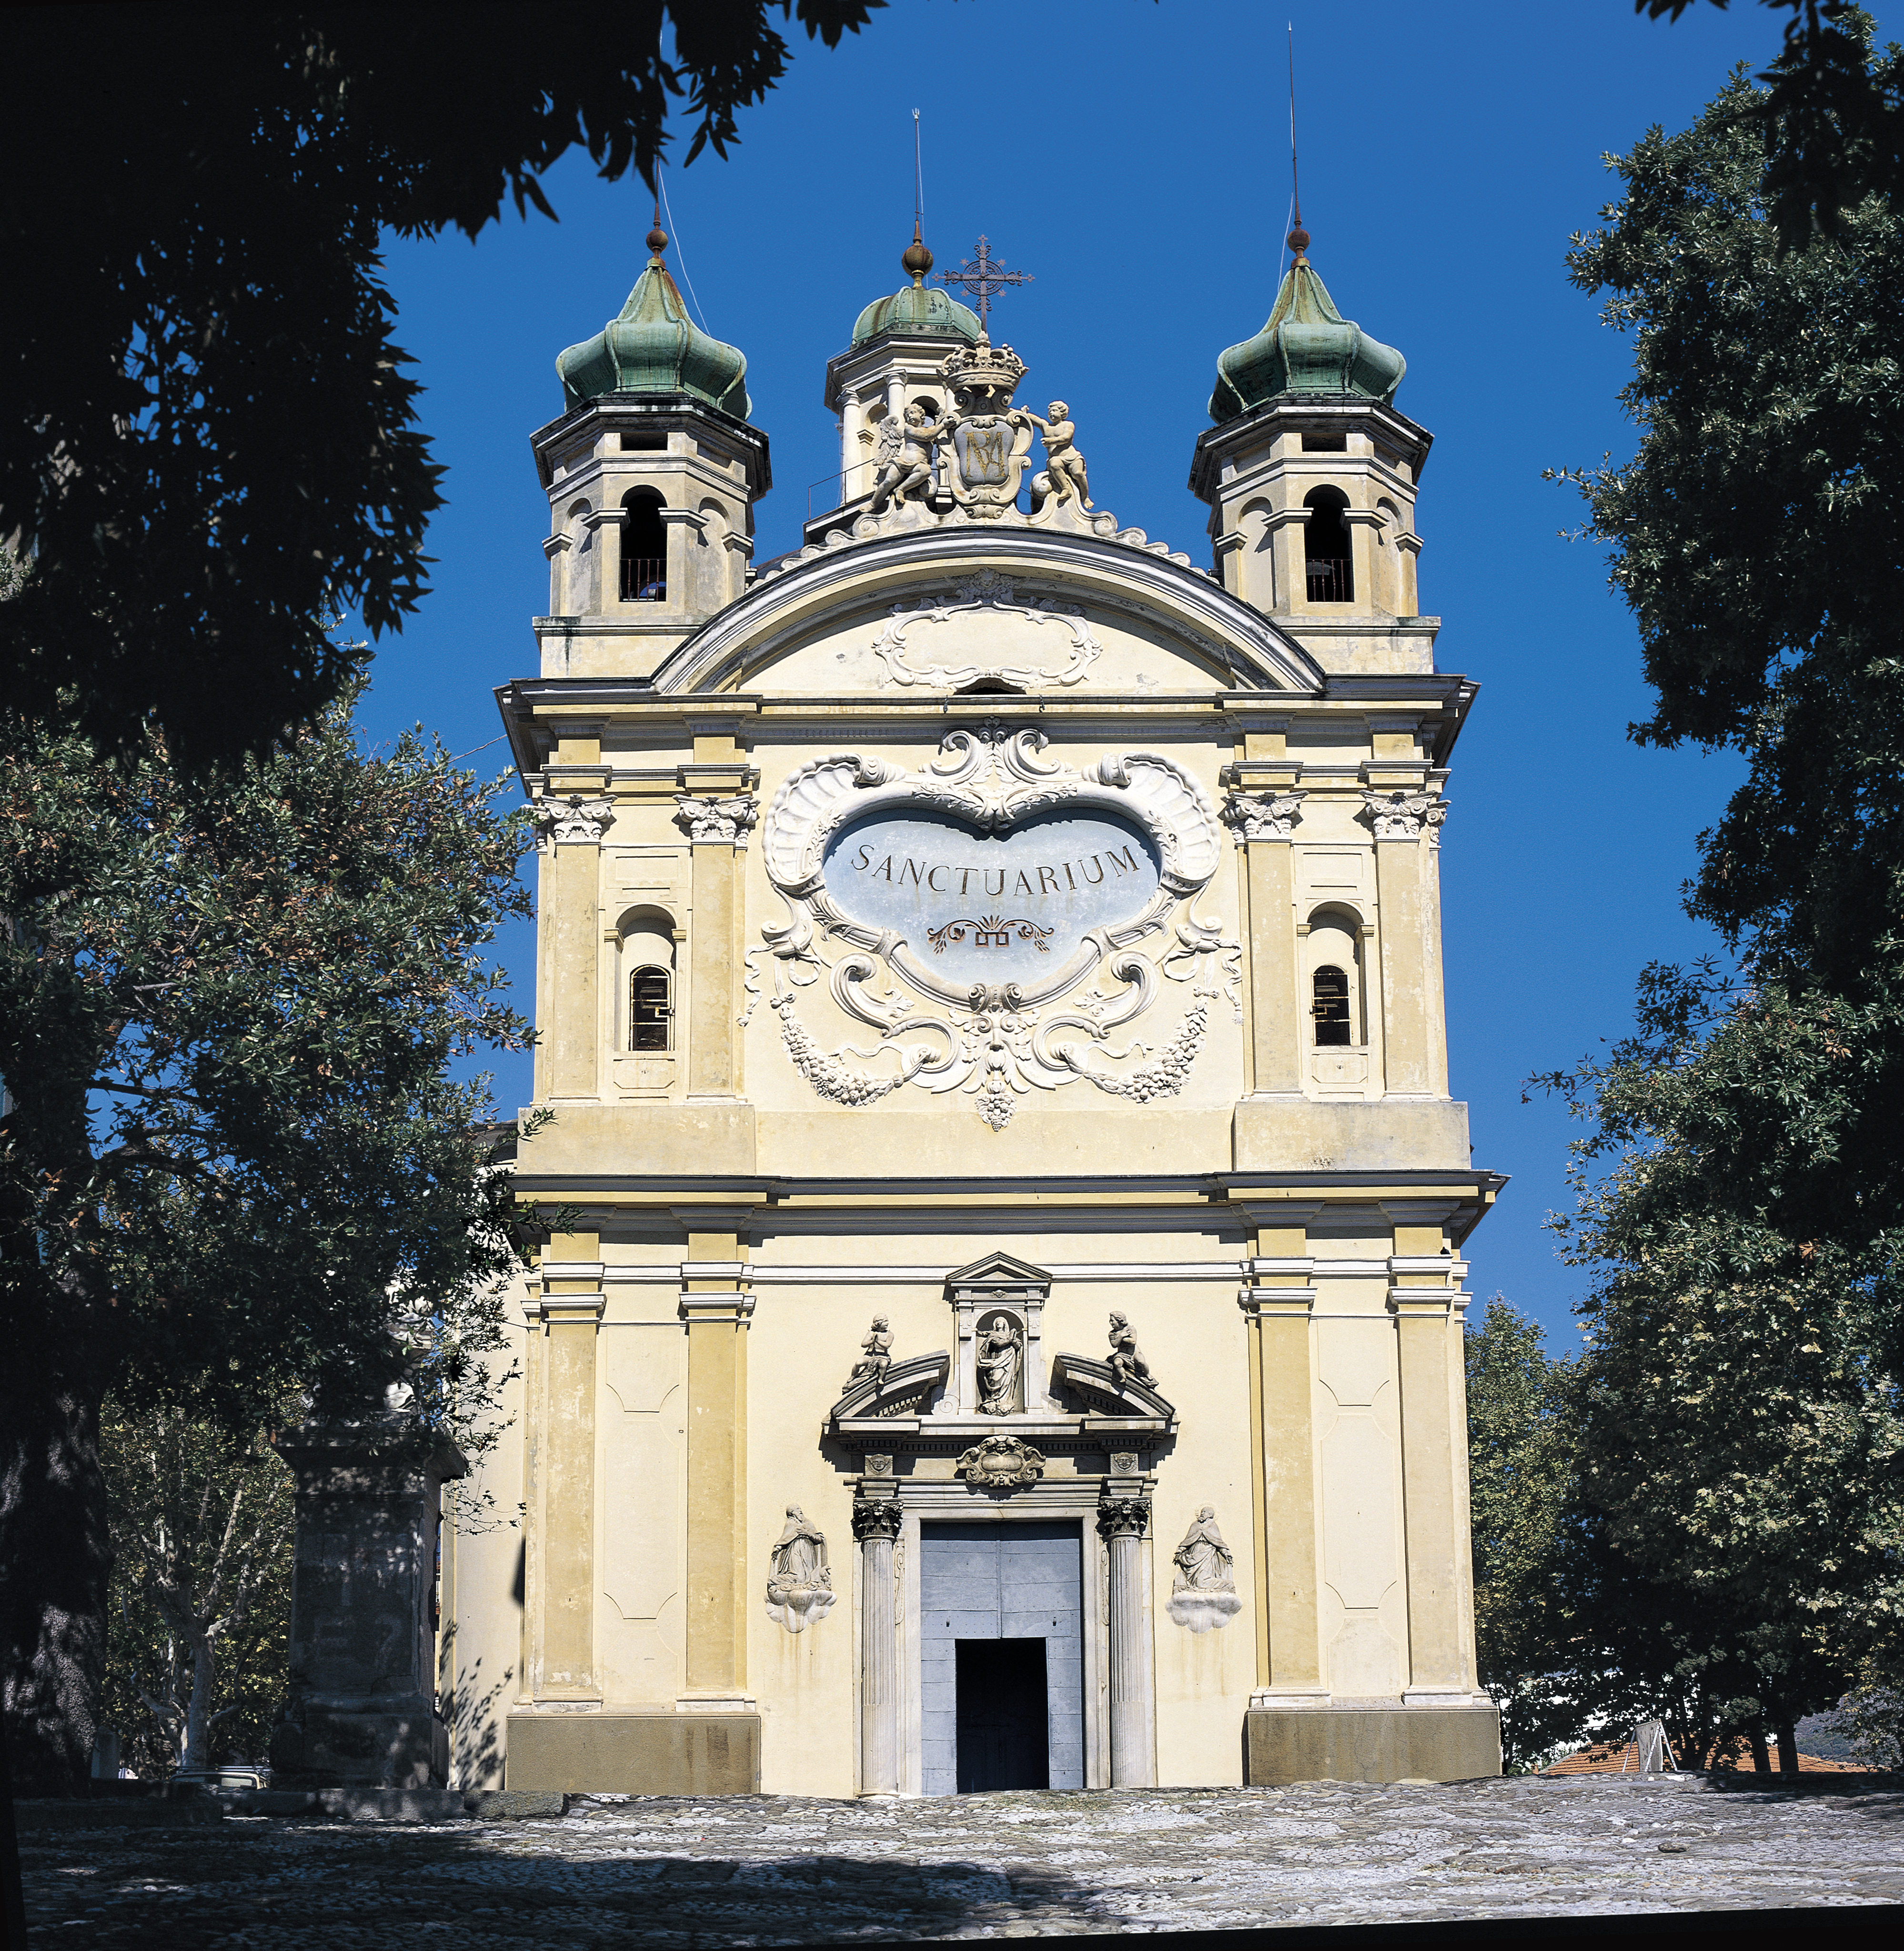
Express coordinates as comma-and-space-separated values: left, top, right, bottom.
0, 3, 883, 766
98, 1405, 296, 1779
1537, 970, 1904, 1763
1645, 3, 1904, 248
0, 639, 537, 1791
1464, 1298, 1581, 1770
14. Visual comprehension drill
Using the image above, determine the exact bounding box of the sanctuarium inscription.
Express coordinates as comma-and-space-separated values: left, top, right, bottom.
822, 809, 1162, 982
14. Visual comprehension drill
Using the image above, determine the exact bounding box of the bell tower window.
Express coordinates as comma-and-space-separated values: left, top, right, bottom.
620, 488, 667, 600
630, 965, 673, 1051
1303, 486, 1353, 603
1312, 965, 1352, 1046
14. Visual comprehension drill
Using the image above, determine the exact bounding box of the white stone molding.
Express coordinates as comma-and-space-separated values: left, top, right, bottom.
676, 1289, 757, 1320
645, 525, 1327, 696
673, 793, 759, 845
1360, 787, 1449, 843
1222, 788, 1307, 843
535, 793, 616, 848
750, 733, 1227, 1124
869, 570, 1105, 690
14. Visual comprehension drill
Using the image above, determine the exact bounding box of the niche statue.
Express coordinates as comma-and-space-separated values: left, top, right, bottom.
1167, 1504, 1243, 1633
765, 1503, 836, 1634
975, 1312, 1025, 1416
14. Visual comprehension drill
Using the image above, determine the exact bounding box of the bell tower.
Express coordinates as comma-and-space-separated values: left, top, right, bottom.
533, 217, 770, 680
1189, 217, 1435, 675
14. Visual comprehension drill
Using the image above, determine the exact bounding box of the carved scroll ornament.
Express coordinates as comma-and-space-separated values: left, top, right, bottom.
957, 1434, 1046, 1491
745, 728, 1238, 1126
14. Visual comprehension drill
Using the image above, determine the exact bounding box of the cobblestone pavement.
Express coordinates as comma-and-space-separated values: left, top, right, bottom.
17, 1774, 1904, 1944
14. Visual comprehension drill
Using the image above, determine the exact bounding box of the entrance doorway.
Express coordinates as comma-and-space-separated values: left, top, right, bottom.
955, 1639, 1049, 1790
919, 1521, 1084, 1794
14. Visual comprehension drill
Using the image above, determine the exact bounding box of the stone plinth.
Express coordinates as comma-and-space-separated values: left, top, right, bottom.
268, 1420, 467, 1790
1245, 1702, 1501, 1785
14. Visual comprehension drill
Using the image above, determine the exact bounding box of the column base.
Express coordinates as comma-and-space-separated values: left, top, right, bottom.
1244, 1702, 1501, 1785
505, 1710, 760, 1795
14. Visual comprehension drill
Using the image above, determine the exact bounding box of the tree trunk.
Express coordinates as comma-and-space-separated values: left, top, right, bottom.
0, 1362, 112, 1794
1776, 1722, 1799, 1777
181, 1627, 217, 1773
1750, 1728, 1772, 1773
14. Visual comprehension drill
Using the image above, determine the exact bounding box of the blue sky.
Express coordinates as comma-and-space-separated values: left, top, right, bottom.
354, 0, 1891, 1346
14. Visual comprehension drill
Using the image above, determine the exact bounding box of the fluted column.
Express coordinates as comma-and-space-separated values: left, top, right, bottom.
854, 1489, 903, 1795
1098, 1491, 1154, 1788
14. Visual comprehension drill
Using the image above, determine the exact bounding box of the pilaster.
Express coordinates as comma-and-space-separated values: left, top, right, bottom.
678, 1219, 756, 1706
1389, 1253, 1472, 1700
1362, 778, 1448, 1097
538, 767, 613, 1099
675, 777, 758, 1101
1238, 1214, 1326, 1704
534, 1233, 604, 1701
1222, 777, 1306, 1096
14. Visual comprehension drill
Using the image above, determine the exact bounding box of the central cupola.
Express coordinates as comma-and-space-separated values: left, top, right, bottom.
816, 224, 983, 537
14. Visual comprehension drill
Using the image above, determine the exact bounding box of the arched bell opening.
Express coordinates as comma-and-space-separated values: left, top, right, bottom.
620, 487, 667, 601
1302, 486, 1354, 604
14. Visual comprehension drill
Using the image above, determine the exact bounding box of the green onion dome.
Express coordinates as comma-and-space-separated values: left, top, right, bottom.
555, 224, 750, 419
849, 223, 980, 347
1209, 252, 1405, 424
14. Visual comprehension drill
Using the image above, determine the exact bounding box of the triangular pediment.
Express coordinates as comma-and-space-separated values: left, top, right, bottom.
944, 1250, 1053, 1290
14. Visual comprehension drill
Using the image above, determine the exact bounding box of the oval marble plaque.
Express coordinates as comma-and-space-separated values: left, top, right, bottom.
823, 807, 1161, 983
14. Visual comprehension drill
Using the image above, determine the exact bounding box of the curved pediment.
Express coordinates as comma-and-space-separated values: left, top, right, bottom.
651, 527, 1323, 698
1051, 1353, 1178, 1426
826, 1350, 951, 1429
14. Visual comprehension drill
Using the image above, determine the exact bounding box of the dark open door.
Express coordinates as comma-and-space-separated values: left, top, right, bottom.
955, 1637, 1049, 1791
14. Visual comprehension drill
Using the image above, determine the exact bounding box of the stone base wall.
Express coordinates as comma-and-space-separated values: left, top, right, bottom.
504, 1712, 761, 1795
1244, 1705, 1501, 1785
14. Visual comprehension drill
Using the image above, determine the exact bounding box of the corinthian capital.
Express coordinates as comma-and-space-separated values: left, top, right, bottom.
1096, 1495, 1151, 1540
673, 793, 760, 845
1221, 789, 1306, 843
1360, 788, 1449, 843
852, 1495, 905, 1542
534, 793, 616, 846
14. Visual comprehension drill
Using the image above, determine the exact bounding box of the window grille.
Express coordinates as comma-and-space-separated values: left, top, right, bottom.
630, 966, 672, 1051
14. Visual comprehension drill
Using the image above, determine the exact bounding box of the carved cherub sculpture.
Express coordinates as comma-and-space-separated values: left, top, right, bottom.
1023, 400, 1092, 508
868, 400, 954, 514
848, 1315, 894, 1390
1107, 1311, 1154, 1391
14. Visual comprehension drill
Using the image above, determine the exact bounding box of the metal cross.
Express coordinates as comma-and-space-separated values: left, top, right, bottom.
939, 236, 1032, 330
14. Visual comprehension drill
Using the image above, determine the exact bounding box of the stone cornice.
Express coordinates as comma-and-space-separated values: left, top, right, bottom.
646, 526, 1329, 697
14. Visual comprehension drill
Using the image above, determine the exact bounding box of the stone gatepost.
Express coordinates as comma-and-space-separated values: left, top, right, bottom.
268, 1420, 467, 1791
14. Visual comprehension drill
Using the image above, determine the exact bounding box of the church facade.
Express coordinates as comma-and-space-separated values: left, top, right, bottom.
443, 215, 1504, 1797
